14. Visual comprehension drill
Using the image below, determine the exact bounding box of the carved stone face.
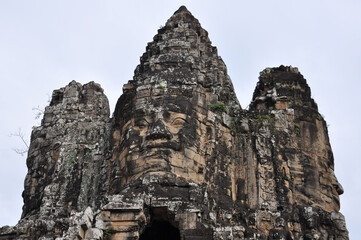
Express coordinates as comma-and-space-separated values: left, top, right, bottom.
113, 85, 212, 186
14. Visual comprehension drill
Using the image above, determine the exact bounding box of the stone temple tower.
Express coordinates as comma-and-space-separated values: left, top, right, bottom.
0, 6, 348, 240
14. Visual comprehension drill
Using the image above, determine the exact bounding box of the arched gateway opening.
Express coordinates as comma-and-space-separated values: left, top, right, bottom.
139, 207, 181, 240
139, 220, 181, 240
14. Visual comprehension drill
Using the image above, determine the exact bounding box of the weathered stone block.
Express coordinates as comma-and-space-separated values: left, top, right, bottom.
109, 212, 138, 222
175, 212, 197, 230
111, 231, 139, 239
84, 228, 103, 239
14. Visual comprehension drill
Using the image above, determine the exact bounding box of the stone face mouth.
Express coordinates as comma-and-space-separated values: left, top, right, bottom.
142, 141, 181, 151
145, 132, 172, 141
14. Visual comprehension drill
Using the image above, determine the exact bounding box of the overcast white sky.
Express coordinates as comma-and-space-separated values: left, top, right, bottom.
0, 0, 360, 238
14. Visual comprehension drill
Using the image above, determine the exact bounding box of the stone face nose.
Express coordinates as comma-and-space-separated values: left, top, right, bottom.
146, 119, 173, 140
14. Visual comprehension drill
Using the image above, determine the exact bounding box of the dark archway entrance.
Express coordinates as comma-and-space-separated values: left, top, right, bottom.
139, 220, 181, 240
139, 207, 181, 240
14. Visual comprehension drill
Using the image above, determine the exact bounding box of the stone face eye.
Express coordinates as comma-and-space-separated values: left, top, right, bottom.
134, 119, 149, 130
172, 118, 186, 127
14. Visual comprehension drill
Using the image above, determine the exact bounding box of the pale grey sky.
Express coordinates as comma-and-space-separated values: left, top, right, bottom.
0, 1, 360, 238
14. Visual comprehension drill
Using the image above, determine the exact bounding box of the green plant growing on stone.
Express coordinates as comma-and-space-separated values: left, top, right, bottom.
158, 82, 165, 89
294, 123, 300, 133
103, 228, 115, 240
255, 115, 274, 130
209, 102, 226, 113
71, 158, 76, 164
261, 72, 272, 77
257, 115, 271, 122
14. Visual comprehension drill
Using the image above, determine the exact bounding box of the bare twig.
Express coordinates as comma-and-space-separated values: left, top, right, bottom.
9, 128, 29, 156
32, 105, 45, 120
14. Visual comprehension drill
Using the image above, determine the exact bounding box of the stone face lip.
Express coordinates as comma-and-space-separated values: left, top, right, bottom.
0, 6, 348, 240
